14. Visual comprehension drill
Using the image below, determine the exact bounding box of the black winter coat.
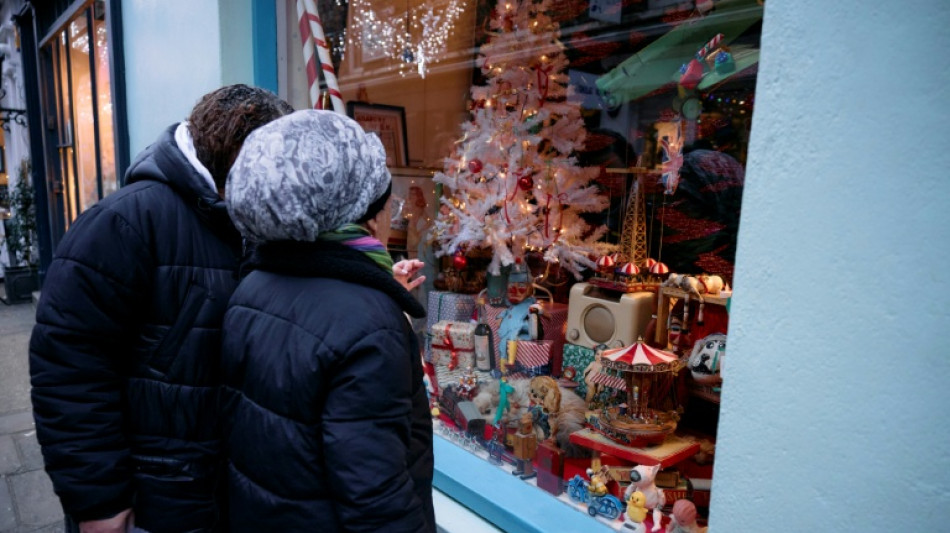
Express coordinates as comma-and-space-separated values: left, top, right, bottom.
30, 125, 241, 532
220, 241, 435, 533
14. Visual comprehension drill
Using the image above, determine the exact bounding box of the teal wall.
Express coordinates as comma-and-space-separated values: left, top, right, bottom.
711, 0, 950, 530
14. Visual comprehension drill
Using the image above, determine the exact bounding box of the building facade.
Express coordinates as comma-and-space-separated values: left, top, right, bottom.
7, 0, 949, 531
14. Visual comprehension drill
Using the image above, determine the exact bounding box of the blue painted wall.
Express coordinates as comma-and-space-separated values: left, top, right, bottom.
122, 0, 223, 158
711, 0, 950, 530
122, 1, 268, 159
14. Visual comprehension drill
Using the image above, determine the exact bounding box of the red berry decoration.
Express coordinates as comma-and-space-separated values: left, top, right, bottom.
468, 159, 483, 174
452, 253, 468, 270
518, 174, 534, 191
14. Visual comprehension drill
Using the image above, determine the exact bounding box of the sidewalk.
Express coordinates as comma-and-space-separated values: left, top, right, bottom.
0, 286, 62, 533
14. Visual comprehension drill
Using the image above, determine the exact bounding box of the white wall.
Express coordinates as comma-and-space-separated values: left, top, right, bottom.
122, 1, 224, 157
712, 1, 950, 530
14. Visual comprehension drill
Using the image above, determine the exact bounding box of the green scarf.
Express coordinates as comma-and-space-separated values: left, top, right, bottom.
318, 223, 393, 274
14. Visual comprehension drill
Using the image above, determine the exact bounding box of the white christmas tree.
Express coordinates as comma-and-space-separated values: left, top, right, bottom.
430, 0, 612, 278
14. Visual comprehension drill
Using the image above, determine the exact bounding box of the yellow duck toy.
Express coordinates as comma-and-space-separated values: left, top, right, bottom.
623, 491, 648, 532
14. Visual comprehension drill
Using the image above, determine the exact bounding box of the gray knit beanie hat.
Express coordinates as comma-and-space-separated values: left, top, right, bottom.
226, 109, 391, 243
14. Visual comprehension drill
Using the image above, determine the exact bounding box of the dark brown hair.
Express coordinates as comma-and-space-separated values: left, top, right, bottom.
187, 84, 294, 189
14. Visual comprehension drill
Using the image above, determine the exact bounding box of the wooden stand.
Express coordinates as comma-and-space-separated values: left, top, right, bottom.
654, 287, 731, 347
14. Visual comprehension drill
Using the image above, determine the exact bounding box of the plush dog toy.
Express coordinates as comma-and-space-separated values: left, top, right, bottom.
474, 378, 589, 457
529, 376, 562, 440
688, 333, 726, 386
623, 464, 665, 532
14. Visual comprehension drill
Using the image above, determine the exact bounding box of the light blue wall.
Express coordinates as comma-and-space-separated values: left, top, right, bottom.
712, 1, 950, 530
122, 1, 223, 157
122, 1, 270, 159
220, 0, 255, 87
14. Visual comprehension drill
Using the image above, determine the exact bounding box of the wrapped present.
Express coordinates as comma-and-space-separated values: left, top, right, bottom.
506, 340, 554, 379
430, 321, 476, 370
529, 301, 568, 376
561, 343, 596, 400
425, 291, 477, 362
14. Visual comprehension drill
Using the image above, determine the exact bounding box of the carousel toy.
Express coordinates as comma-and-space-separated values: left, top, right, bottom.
585, 338, 683, 446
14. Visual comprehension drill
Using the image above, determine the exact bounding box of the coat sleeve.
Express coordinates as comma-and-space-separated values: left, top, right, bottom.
321, 327, 429, 533
29, 204, 151, 521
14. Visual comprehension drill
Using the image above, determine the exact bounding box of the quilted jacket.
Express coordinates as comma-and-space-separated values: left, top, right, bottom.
220, 240, 434, 532
30, 124, 241, 532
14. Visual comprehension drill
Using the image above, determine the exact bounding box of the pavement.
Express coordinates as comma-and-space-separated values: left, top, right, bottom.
0, 286, 63, 533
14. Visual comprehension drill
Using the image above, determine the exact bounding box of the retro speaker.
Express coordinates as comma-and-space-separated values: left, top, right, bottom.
566, 283, 653, 349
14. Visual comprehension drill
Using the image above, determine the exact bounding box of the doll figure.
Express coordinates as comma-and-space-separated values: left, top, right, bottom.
666, 499, 707, 533
492, 378, 516, 426
511, 412, 538, 480
506, 256, 533, 305
623, 464, 664, 532
586, 465, 610, 498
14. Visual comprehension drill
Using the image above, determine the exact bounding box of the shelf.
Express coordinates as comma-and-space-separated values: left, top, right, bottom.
654, 286, 732, 346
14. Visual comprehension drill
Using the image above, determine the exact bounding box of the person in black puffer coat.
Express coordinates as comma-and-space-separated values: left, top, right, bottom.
221, 110, 435, 532
29, 85, 294, 533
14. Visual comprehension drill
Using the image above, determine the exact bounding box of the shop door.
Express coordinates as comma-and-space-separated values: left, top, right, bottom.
38, 0, 117, 243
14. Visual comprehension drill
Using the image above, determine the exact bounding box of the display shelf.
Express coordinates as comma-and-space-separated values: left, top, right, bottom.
568, 429, 700, 469
654, 286, 732, 347
433, 432, 615, 533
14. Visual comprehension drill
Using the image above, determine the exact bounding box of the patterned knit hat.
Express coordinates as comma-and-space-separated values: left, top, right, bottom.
226, 109, 391, 243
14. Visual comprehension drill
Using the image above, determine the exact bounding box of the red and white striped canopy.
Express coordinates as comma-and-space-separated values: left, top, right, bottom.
617, 262, 639, 276
602, 341, 679, 371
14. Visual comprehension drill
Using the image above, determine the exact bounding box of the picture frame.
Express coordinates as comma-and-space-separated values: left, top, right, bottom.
346, 102, 409, 167
387, 166, 438, 259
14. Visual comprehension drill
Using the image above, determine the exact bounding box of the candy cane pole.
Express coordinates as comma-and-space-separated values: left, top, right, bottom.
302, 0, 345, 113
695, 33, 724, 60
295, 0, 320, 109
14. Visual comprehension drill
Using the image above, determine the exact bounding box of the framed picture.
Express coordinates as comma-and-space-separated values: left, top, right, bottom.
346, 102, 409, 167
387, 167, 438, 259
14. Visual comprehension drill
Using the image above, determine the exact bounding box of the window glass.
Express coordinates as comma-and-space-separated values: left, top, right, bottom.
41, 0, 117, 230
286, 0, 761, 528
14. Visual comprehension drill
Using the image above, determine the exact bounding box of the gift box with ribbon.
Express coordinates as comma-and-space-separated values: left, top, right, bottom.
529, 301, 568, 376
429, 320, 476, 370
561, 343, 596, 399
505, 339, 555, 379
425, 291, 477, 362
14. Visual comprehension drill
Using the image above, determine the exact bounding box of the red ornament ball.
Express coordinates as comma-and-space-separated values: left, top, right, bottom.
468, 159, 483, 174
452, 253, 468, 270
518, 175, 534, 191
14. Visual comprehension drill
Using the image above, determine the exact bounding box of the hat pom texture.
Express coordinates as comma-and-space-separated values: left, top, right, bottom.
227, 110, 391, 243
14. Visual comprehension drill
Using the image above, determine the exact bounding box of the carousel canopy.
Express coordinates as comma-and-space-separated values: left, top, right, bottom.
601, 340, 681, 373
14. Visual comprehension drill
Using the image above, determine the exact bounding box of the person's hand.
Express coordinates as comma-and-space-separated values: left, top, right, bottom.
393, 259, 426, 291
79, 509, 134, 533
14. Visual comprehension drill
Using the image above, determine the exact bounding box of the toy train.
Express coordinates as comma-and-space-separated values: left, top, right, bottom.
439, 384, 488, 438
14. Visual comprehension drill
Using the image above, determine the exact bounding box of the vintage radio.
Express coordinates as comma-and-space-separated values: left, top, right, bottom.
566, 282, 653, 349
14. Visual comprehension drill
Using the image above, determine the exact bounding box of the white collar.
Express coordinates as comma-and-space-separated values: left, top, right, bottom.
174, 122, 218, 194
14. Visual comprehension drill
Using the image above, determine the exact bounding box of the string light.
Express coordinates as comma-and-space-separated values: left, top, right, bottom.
346, 0, 464, 78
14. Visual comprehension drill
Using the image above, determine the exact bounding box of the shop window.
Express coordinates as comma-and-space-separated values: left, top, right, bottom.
282, 0, 761, 529
40, 0, 117, 231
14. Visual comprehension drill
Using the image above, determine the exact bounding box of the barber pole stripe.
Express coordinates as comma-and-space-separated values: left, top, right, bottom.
696, 33, 724, 60
590, 371, 626, 391
302, 0, 345, 114
295, 0, 320, 109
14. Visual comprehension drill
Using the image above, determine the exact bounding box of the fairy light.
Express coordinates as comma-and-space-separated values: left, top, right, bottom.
347, 0, 464, 78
